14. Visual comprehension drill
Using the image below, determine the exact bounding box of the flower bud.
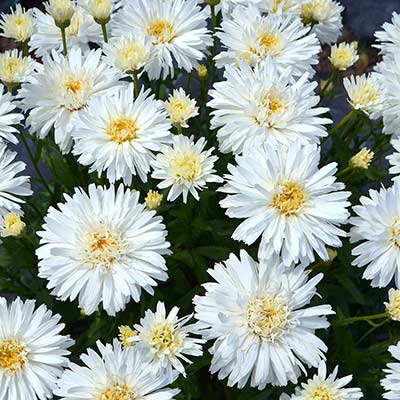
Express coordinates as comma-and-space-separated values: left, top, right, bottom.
46, 0, 76, 29
349, 148, 374, 170
1, 212, 25, 238
145, 190, 163, 211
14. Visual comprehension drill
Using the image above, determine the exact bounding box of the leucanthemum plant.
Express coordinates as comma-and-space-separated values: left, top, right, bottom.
0, 0, 398, 398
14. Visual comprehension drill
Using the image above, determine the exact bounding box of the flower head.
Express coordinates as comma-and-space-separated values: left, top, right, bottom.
36, 184, 171, 316
152, 135, 223, 203
1, 212, 25, 237
349, 148, 374, 170
375, 11, 400, 57
46, 0, 76, 28
163, 88, 199, 128
329, 42, 359, 71
194, 250, 334, 389
0, 297, 73, 399
220, 141, 350, 266
84, 0, 113, 23
385, 288, 400, 321
0, 4, 35, 43
0, 50, 37, 86
145, 190, 163, 211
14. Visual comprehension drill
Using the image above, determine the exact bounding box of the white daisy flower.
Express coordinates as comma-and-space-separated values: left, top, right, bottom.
0, 212, 26, 238
102, 34, 152, 76
208, 60, 331, 155
29, 6, 101, 58
0, 50, 38, 87
280, 360, 363, 399
388, 139, 400, 181
219, 141, 351, 266
112, 0, 212, 79
0, 297, 74, 400
128, 301, 203, 377
215, 4, 320, 78
151, 135, 223, 203
0, 143, 32, 216
375, 11, 400, 57
381, 342, 400, 399
329, 41, 359, 71
73, 84, 171, 185
350, 180, 400, 288
343, 73, 384, 119
259, 0, 302, 15
55, 339, 180, 400
18, 47, 121, 154
193, 250, 334, 389
300, 0, 344, 45
163, 88, 199, 129
0, 4, 35, 43
83, 0, 114, 23
45, 0, 76, 28
0, 86, 23, 144
375, 55, 400, 136
36, 184, 171, 316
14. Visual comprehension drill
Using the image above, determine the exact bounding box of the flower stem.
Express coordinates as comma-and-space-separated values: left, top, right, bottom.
21, 41, 29, 57
132, 71, 140, 97
333, 312, 387, 326
177, 125, 182, 135
356, 318, 390, 345
60, 27, 68, 56
101, 22, 108, 43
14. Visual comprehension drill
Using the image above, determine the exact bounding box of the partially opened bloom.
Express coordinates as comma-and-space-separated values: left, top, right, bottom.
375, 11, 400, 57
193, 250, 334, 389
215, 5, 320, 78
0, 4, 35, 43
208, 60, 330, 155
45, 0, 76, 28
220, 141, 350, 266
349, 148, 374, 170
36, 184, 171, 316
0, 50, 37, 87
83, 0, 114, 23
128, 302, 203, 377
280, 361, 363, 399
350, 180, 400, 288
0, 87, 23, 144
385, 288, 400, 322
152, 135, 223, 203
343, 73, 384, 119
30, 7, 101, 57
329, 41, 359, 71
19, 48, 120, 153
0, 297, 74, 400
73, 84, 171, 185
112, 0, 212, 79
300, 0, 344, 44
55, 340, 180, 400
0, 212, 26, 238
0, 143, 32, 216
381, 342, 400, 399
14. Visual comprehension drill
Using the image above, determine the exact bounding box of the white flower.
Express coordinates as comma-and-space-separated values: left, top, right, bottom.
198, 0, 261, 17
350, 180, 400, 288
329, 41, 359, 71
259, 0, 302, 15
387, 139, 400, 181
385, 288, 400, 321
128, 301, 203, 377
163, 88, 199, 128
349, 148, 374, 170
29, 6, 101, 58
0, 4, 35, 43
0, 212, 26, 237
343, 73, 384, 119
381, 342, 400, 399
0, 86, 23, 144
193, 250, 334, 389
55, 340, 180, 400
0, 143, 32, 216
45, 0, 76, 28
73, 84, 171, 185
0, 297, 74, 400
36, 184, 171, 316
215, 5, 320, 78
281, 360, 363, 399
112, 0, 212, 79
375, 11, 400, 57
83, 0, 114, 23
300, 0, 344, 44
152, 135, 223, 203
18, 48, 121, 153
0, 50, 37, 86
102, 34, 152, 75
375, 55, 400, 136
208, 60, 331, 155
219, 141, 351, 266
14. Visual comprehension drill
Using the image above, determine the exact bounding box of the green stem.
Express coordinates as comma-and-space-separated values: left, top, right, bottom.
60, 27, 68, 56
21, 41, 29, 57
334, 312, 387, 326
176, 125, 182, 135
101, 22, 108, 43
336, 166, 352, 178
356, 318, 390, 345
132, 71, 140, 98
320, 70, 338, 97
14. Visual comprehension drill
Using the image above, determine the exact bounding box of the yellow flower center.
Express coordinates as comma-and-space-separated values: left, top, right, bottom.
271, 181, 306, 216
259, 33, 279, 49
247, 295, 289, 341
147, 21, 174, 44
145, 190, 163, 211
308, 386, 334, 400
116, 42, 148, 71
0, 56, 26, 84
2, 212, 25, 237
99, 383, 136, 400
391, 220, 400, 249
118, 326, 137, 349
106, 116, 138, 144
170, 152, 200, 182
149, 321, 181, 357
351, 82, 380, 110
83, 227, 123, 271
0, 339, 28, 373
62, 76, 90, 111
